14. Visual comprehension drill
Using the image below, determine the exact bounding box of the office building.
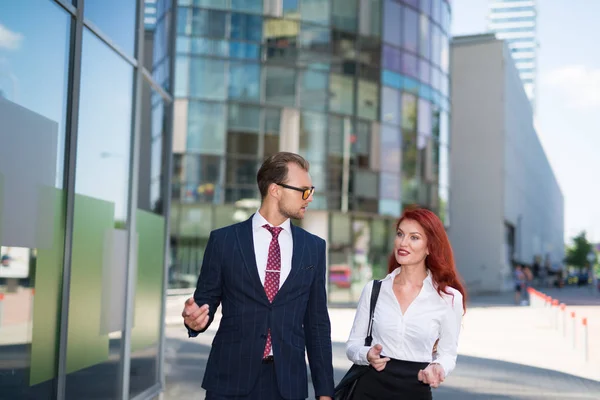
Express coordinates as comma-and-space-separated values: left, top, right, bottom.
449, 34, 564, 294
168, 0, 453, 304
488, 0, 538, 111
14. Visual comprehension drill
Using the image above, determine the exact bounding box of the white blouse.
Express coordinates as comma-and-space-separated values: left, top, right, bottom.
345, 267, 463, 378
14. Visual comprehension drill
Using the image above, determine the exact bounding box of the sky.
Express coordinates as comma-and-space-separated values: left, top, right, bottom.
451, 0, 600, 245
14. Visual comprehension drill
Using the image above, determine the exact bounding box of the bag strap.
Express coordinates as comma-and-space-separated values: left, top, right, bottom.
364, 280, 382, 347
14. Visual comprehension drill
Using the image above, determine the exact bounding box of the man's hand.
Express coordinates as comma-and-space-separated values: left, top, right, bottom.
366, 344, 390, 372
418, 363, 445, 388
182, 297, 210, 332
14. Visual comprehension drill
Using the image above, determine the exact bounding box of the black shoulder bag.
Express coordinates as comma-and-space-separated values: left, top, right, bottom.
333, 279, 383, 400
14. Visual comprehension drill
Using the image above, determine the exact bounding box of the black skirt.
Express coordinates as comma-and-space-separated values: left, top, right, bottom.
352, 358, 432, 400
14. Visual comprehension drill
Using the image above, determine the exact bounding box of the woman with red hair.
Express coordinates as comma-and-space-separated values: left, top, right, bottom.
345, 207, 467, 399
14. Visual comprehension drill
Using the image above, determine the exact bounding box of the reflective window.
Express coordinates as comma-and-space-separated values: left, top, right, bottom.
229, 41, 261, 59
183, 155, 222, 203
380, 172, 401, 199
419, 59, 430, 84
402, 130, 418, 203
332, 0, 358, 32
264, 19, 299, 64
231, 13, 263, 42
193, 0, 228, 9
358, 39, 381, 69
382, 45, 402, 72
431, 24, 441, 67
300, 70, 328, 111
355, 120, 373, 168
175, 55, 190, 97
418, 99, 432, 136
439, 110, 449, 145
419, 13, 430, 59
298, 23, 331, 66
403, 0, 419, 8
189, 58, 227, 100
229, 63, 261, 101
360, 0, 382, 38
439, 143, 449, 189
380, 124, 401, 173
232, 0, 263, 13
177, 7, 192, 35
191, 9, 227, 38
228, 103, 261, 132
420, 0, 432, 15
403, 6, 419, 53
227, 158, 259, 185
68, 29, 134, 399
383, 0, 401, 46
301, 0, 331, 25
358, 80, 379, 121
381, 86, 401, 126
190, 37, 229, 57
299, 111, 327, 163
356, 169, 378, 198
130, 80, 169, 398
0, 2, 70, 398
264, 67, 296, 106
329, 74, 354, 115
402, 52, 418, 78
187, 101, 226, 154
264, 0, 300, 18
432, 0, 441, 23
402, 93, 417, 132
84, 0, 136, 55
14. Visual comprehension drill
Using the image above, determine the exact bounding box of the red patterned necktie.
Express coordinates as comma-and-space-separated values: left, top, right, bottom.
262, 224, 283, 358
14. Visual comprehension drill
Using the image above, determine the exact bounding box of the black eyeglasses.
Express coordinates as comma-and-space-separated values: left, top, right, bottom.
277, 183, 315, 200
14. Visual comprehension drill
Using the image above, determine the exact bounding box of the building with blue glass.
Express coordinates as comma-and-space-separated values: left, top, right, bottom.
167, 0, 453, 304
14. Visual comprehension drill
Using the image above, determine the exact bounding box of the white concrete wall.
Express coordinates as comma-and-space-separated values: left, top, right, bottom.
449, 38, 506, 294
502, 45, 565, 269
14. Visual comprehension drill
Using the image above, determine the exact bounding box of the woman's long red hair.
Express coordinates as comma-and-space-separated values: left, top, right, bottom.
388, 208, 467, 313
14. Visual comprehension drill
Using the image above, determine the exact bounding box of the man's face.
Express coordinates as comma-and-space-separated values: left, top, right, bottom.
277, 163, 314, 220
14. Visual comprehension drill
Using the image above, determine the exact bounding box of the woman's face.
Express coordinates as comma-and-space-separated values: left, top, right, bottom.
394, 219, 429, 267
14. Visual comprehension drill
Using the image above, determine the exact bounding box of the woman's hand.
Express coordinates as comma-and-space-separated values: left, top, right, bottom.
418, 363, 445, 388
366, 344, 390, 371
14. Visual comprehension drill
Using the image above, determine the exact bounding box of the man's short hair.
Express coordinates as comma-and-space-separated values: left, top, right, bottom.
257, 152, 310, 198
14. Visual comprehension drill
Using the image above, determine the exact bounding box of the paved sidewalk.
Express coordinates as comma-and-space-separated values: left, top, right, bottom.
165, 289, 600, 399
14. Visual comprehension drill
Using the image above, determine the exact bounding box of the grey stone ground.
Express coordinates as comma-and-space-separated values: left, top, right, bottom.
164, 287, 600, 399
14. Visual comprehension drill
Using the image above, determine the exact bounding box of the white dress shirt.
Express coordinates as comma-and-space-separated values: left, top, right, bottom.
252, 211, 293, 291
346, 267, 463, 377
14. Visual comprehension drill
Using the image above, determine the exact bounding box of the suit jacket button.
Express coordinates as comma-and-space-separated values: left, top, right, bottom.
260, 334, 267, 338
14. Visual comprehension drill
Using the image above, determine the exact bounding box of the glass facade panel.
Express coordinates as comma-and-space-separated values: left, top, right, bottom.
401, 92, 417, 132
383, 0, 402, 47
357, 80, 379, 121
2, 2, 172, 398
187, 101, 227, 154
300, 0, 331, 25
189, 58, 227, 100
359, 0, 382, 38
264, 67, 296, 106
84, 0, 136, 55
299, 112, 327, 163
229, 62, 261, 101
191, 8, 227, 38
0, 1, 70, 398
231, 13, 263, 42
300, 70, 328, 111
381, 86, 401, 126
329, 74, 354, 115
403, 6, 419, 53
332, 0, 358, 32
232, 0, 263, 13
66, 28, 134, 400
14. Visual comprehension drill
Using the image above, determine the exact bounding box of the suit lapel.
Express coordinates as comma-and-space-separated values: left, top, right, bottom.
236, 216, 270, 305
275, 223, 305, 300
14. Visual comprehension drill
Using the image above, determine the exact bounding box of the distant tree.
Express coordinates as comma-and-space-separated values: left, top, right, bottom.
564, 231, 593, 270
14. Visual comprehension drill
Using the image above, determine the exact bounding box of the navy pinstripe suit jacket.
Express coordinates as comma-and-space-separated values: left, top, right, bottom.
187, 215, 334, 399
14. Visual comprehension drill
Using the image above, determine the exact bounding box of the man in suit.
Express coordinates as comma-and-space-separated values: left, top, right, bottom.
182, 152, 334, 400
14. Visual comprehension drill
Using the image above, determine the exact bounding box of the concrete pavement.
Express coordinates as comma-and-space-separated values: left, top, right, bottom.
165, 287, 600, 399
